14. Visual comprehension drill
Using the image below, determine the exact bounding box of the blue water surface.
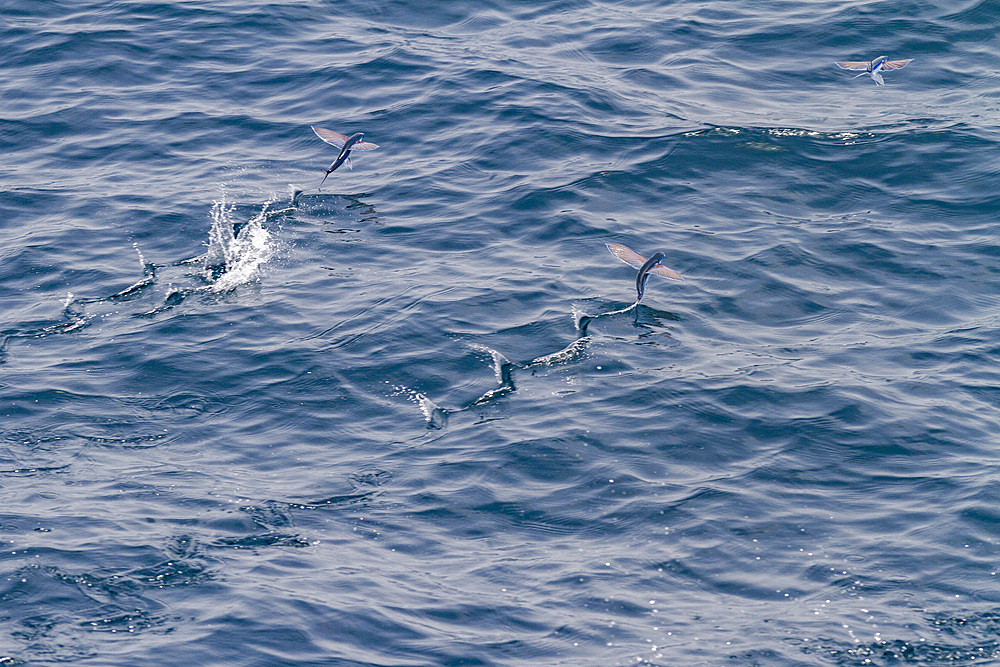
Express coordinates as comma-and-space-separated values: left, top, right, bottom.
2, 1, 1000, 664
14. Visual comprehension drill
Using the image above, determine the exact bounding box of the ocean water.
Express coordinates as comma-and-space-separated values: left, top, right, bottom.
2, 0, 1000, 664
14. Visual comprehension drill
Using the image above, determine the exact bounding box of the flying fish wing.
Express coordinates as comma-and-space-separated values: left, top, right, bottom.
647, 264, 684, 281
311, 126, 349, 148
606, 243, 683, 280
881, 59, 913, 71
606, 243, 646, 270
835, 61, 869, 71
350, 141, 379, 151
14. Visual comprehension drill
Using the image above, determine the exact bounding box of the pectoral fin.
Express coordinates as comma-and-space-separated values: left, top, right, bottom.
647, 264, 684, 281
606, 243, 647, 270
882, 59, 913, 71
312, 126, 348, 148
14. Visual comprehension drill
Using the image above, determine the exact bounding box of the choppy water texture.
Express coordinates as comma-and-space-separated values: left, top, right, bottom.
3, 1, 1000, 664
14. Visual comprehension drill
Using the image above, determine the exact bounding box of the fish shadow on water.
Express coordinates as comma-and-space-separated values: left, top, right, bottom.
286, 191, 379, 238
292, 191, 378, 220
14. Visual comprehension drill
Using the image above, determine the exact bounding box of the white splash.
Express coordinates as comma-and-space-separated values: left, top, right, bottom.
415, 392, 447, 428
525, 337, 589, 368
388, 383, 447, 428
206, 194, 275, 293
469, 343, 512, 383
574, 300, 638, 333
572, 305, 589, 333
465, 344, 517, 406
132, 242, 147, 270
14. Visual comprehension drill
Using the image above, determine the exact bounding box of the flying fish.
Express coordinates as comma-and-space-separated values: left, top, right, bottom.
606, 243, 683, 303
311, 126, 379, 188
835, 56, 913, 85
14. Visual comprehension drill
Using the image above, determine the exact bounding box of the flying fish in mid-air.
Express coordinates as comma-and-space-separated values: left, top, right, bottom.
606, 243, 683, 303
311, 126, 379, 188
835, 56, 913, 85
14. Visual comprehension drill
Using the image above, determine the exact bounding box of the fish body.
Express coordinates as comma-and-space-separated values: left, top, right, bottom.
311, 126, 380, 188
835, 56, 912, 85
329, 132, 363, 173
606, 243, 682, 303
635, 252, 667, 302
